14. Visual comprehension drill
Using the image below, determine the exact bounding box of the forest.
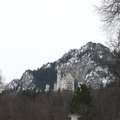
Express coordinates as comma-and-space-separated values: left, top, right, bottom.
0, 84, 120, 120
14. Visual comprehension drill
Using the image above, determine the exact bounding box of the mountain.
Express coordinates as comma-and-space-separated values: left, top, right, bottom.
55, 42, 115, 89
5, 42, 117, 92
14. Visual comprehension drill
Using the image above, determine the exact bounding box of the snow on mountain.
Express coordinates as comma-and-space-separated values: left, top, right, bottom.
5, 70, 37, 92
56, 42, 115, 89
5, 42, 118, 92
5, 79, 20, 91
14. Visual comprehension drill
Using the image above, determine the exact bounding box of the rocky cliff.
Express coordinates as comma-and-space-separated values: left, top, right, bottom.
5, 42, 117, 92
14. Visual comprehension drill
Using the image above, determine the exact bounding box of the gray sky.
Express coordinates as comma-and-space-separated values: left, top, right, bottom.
0, 0, 107, 83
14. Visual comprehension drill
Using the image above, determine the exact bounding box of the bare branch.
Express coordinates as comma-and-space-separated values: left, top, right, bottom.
96, 0, 120, 34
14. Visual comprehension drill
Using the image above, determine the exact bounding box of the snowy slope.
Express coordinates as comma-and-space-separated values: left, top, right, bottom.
5, 42, 117, 92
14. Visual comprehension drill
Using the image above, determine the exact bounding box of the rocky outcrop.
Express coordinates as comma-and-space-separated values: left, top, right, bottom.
5, 42, 118, 92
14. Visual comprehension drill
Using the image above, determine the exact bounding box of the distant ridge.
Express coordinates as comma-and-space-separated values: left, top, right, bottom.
5, 42, 118, 92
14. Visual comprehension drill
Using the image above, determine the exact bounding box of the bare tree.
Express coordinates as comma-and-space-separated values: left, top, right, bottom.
96, 0, 120, 57
96, 0, 120, 35
96, 0, 120, 85
96, 0, 120, 54
0, 71, 4, 92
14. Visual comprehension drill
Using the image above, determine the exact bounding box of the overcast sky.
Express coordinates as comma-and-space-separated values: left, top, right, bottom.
0, 0, 107, 83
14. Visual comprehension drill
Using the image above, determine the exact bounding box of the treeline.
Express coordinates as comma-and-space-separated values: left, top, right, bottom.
0, 90, 73, 120
0, 85, 120, 120
71, 84, 120, 120
92, 86, 120, 120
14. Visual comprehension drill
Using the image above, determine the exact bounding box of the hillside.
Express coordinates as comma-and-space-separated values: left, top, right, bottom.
5, 42, 118, 92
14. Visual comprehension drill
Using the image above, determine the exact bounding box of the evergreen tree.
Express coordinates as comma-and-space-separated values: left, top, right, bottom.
71, 84, 92, 120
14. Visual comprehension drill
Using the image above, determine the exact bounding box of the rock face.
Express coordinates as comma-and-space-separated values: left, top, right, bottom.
5, 79, 20, 91
18, 70, 36, 91
5, 42, 117, 92
56, 42, 115, 89
5, 70, 36, 92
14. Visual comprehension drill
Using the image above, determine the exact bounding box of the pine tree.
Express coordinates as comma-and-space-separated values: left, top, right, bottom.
71, 84, 92, 120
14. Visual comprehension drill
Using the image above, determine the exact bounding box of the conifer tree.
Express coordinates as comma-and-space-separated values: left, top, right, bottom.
71, 84, 92, 120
